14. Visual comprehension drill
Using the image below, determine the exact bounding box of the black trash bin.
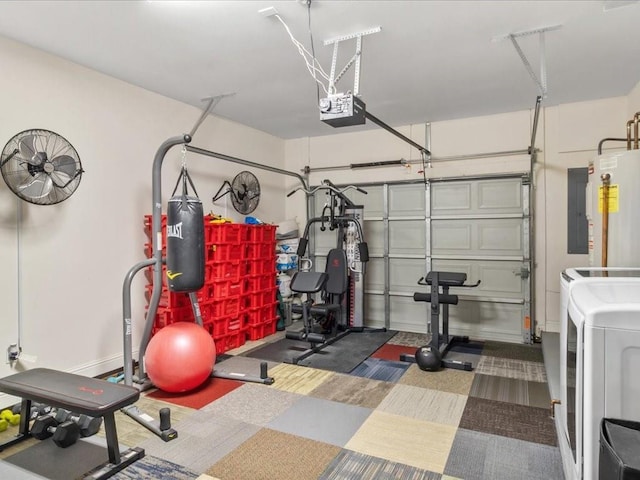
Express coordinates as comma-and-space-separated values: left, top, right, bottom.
600, 418, 640, 480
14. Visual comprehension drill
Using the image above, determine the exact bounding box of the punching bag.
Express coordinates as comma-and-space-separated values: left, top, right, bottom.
166, 166, 205, 292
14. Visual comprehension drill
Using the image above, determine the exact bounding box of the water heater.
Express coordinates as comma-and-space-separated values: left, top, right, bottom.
587, 150, 640, 267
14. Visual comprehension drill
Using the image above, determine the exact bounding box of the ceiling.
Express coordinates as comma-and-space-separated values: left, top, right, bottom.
1, 0, 640, 140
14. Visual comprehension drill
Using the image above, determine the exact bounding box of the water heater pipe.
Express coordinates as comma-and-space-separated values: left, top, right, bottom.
600, 173, 611, 268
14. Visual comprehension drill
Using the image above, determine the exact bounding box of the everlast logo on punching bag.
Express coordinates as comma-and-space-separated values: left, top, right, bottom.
167, 222, 183, 240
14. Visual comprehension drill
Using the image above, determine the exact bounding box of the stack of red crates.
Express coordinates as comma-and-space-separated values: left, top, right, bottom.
143, 215, 278, 354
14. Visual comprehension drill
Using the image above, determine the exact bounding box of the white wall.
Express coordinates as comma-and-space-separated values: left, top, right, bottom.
285, 93, 636, 337
0, 35, 285, 400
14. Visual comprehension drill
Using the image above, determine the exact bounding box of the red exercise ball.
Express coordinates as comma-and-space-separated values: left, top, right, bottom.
145, 322, 216, 393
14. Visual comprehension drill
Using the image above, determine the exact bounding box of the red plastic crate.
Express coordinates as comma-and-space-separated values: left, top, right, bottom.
215, 331, 245, 354
206, 260, 241, 282
145, 285, 191, 309
245, 317, 277, 341
247, 259, 276, 276
207, 243, 245, 262
151, 306, 194, 329
244, 286, 278, 309
245, 274, 276, 293
247, 225, 277, 243
246, 302, 278, 326
246, 243, 275, 259
210, 279, 243, 300
208, 296, 242, 319
207, 223, 243, 244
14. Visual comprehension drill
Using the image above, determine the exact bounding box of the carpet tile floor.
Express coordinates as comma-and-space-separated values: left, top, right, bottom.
0, 330, 564, 479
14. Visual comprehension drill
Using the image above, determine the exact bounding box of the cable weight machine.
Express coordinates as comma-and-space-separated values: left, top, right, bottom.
284, 180, 381, 363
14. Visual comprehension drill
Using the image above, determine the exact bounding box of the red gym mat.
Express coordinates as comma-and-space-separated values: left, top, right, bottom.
146, 377, 243, 409
370, 343, 417, 361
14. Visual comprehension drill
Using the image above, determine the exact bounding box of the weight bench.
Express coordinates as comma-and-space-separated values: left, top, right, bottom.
0, 368, 144, 479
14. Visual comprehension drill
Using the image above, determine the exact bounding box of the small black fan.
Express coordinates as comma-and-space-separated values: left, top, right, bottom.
212, 171, 261, 214
0, 129, 83, 205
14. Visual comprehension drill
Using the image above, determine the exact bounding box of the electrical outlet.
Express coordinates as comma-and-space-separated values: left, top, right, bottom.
7, 344, 20, 363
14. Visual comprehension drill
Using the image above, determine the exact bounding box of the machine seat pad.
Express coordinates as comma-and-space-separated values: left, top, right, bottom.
0, 368, 139, 418
291, 272, 328, 294
425, 271, 467, 287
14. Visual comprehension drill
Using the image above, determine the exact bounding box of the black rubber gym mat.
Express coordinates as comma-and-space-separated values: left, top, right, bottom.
246, 330, 397, 373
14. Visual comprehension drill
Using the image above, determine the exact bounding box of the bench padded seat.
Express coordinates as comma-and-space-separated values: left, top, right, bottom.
0, 368, 139, 417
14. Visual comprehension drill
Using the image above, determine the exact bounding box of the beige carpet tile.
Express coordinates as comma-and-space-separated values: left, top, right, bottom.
398, 364, 475, 396
469, 374, 551, 408
201, 383, 303, 426
376, 383, 467, 426
268, 363, 335, 395
206, 428, 341, 480
475, 356, 547, 382
345, 410, 457, 473
309, 372, 395, 409
387, 331, 431, 347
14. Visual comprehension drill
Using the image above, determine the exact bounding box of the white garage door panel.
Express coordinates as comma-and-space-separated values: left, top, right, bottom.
389, 184, 426, 216
477, 179, 522, 211
389, 296, 433, 333
363, 220, 385, 257
432, 218, 523, 257
389, 258, 428, 294
430, 259, 524, 299
346, 186, 384, 218
448, 301, 524, 343
365, 258, 385, 292
432, 183, 472, 211
365, 294, 385, 328
389, 220, 425, 256
432, 178, 522, 215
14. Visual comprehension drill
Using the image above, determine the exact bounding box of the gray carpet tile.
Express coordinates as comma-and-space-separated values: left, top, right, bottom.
469, 374, 551, 408
444, 429, 563, 480
308, 372, 396, 409
320, 449, 442, 479
267, 396, 373, 447
474, 356, 547, 382
481, 340, 544, 363
137, 409, 260, 473
459, 397, 557, 446
350, 357, 411, 382
201, 382, 304, 426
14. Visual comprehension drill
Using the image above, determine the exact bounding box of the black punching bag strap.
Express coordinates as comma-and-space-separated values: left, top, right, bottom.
171, 165, 200, 204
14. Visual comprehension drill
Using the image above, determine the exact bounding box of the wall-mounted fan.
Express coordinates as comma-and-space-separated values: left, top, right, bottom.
0, 129, 83, 205
212, 171, 261, 214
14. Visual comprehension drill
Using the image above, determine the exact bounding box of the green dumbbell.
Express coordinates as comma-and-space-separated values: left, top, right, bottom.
31, 414, 80, 448
0, 409, 20, 426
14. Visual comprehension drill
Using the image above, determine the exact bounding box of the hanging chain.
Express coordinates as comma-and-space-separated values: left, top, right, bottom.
180, 145, 187, 170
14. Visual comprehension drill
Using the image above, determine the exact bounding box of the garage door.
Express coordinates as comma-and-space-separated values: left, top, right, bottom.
308, 174, 532, 344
